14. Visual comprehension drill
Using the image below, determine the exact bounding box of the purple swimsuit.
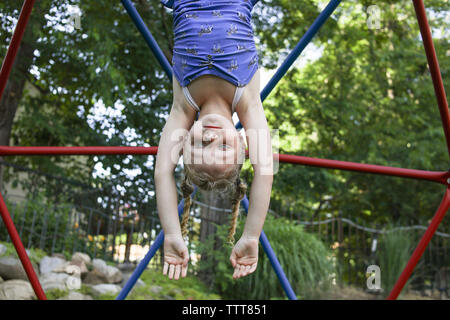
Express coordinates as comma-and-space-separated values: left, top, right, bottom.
161, 0, 260, 112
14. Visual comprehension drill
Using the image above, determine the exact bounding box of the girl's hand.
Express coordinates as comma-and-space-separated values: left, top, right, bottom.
163, 234, 189, 280
229, 236, 259, 279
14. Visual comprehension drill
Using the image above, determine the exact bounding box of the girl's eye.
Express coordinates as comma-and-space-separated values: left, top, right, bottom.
220, 144, 230, 150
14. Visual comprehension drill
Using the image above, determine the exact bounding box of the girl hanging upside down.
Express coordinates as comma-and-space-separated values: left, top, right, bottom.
155, 0, 273, 280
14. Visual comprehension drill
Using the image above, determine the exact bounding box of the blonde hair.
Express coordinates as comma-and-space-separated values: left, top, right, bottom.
180, 133, 247, 246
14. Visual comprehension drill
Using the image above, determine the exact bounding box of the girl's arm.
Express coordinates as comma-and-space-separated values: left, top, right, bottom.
237, 95, 274, 240
230, 89, 273, 279
155, 84, 195, 280
154, 100, 195, 238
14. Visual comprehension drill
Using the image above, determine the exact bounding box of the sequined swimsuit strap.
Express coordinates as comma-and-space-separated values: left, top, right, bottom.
232, 86, 245, 113
182, 86, 201, 112
182, 85, 245, 114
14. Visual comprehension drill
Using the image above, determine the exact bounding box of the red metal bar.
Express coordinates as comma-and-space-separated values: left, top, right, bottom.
0, 146, 448, 185
384, 0, 450, 300
277, 153, 449, 185
0, 0, 45, 300
412, 0, 450, 158
0, 192, 46, 300
0, 146, 158, 156
0, 0, 36, 102
387, 187, 450, 300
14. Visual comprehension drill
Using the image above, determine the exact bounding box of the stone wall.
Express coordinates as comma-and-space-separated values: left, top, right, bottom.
0, 243, 140, 300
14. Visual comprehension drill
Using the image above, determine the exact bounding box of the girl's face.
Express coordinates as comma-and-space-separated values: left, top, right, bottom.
183, 113, 242, 177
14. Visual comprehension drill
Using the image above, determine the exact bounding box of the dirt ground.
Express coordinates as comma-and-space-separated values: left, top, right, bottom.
317, 285, 445, 300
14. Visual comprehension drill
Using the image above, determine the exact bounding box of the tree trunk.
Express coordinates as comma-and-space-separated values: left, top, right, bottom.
0, 9, 37, 195
124, 226, 133, 263
198, 189, 230, 286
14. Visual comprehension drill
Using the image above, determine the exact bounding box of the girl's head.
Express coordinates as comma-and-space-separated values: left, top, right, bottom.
182, 113, 246, 188
181, 113, 247, 244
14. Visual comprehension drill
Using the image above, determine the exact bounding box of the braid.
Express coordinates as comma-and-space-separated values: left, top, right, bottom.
180, 174, 194, 238
227, 177, 247, 246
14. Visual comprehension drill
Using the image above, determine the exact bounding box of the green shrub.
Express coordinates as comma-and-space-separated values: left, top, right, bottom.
195, 215, 336, 300
45, 288, 69, 300
0, 240, 47, 265
1, 194, 79, 254
376, 226, 419, 298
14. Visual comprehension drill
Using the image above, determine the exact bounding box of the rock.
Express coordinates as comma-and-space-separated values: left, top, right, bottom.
69, 260, 88, 276
117, 262, 135, 272
121, 273, 145, 288
90, 284, 121, 297
0, 279, 36, 300
71, 252, 91, 265
0, 244, 6, 257
51, 262, 69, 273
39, 256, 66, 274
39, 272, 69, 292
104, 266, 122, 284
52, 260, 88, 277
65, 275, 82, 291
51, 253, 66, 260
92, 259, 123, 284
41, 279, 67, 292
83, 269, 107, 285
83, 268, 108, 285
92, 259, 108, 273
0, 257, 39, 280
150, 285, 163, 295
57, 291, 93, 300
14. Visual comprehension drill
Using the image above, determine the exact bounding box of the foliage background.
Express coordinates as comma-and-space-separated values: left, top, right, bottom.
0, 0, 449, 299
196, 215, 336, 300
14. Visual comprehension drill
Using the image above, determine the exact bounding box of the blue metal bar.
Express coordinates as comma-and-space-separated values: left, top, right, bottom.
241, 195, 297, 300
116, 227, 164, 300
121, 0, 173, 80
116, 187, 199, 300
235, 0, 342, 129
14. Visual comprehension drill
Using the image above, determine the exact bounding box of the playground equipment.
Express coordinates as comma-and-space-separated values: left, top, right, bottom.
0, 0, 448, 301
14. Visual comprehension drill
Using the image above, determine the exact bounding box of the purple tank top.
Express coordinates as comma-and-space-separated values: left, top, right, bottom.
160, 0, 260, 88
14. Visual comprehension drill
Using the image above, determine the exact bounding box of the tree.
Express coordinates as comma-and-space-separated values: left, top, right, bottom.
260, 0, 449, 226
0, 0, 175, 213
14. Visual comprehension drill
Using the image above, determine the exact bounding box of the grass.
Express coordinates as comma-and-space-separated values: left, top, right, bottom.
377, 227, 418, 299
126, 269, 221, 300
30, 269, 221, 300
0, 240, 47, 266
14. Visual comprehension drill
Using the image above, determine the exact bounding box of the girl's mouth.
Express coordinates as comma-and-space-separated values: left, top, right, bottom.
203, 125, 222, 129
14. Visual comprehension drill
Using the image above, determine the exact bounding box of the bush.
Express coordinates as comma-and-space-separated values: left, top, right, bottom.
1, 194, 78, 254
195, 215, 336, 300
376, 226, 419, 298
0, 240, 47, 265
